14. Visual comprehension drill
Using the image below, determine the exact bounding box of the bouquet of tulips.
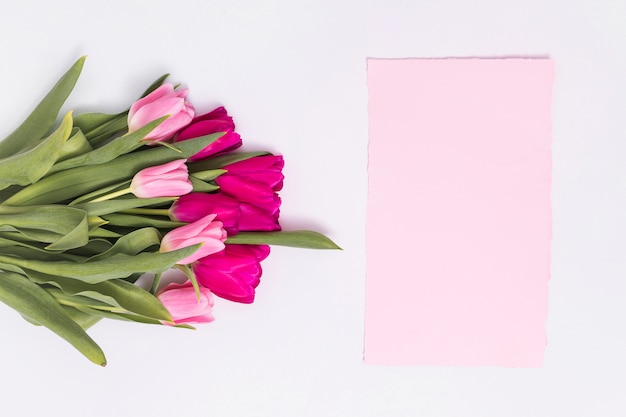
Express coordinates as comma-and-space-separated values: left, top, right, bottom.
0, 57, 338, 366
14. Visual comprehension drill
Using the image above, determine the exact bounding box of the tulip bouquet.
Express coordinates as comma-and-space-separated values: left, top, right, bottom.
0, 57, 339, 366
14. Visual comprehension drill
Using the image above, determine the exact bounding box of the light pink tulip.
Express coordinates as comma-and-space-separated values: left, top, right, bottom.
160, 214, 227, 264
130, 159, 193, 198
157, 281, 215, 324
128, 83, 195, 142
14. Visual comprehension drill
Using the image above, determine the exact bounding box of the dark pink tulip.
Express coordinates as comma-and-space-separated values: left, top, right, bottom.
157, 281, 214, 324
238, 198, 281, 232
128, 83, 195, 142
216, 155, 284, 206
193, 244, 271, 304
169, 192, 281, 234
174, 106, 242, 161
170, 192, 240, 234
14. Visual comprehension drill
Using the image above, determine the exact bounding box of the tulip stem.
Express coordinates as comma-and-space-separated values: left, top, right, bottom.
90, 187, 132, 203
120, 208, 171, 217
151, 273, 162, 294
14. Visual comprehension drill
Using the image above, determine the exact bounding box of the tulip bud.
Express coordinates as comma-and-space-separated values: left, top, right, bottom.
160, 214, 227, 264
157, 281, 215, 324
128, 83, 195, 142
130, 159, 193, 198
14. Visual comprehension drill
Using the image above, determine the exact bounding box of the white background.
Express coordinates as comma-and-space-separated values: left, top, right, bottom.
0, 1, 625, 416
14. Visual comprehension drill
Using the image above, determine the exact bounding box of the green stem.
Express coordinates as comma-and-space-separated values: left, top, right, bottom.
151, 273, 162, 294
90, 187, 132, 202
120, 208, 171, 217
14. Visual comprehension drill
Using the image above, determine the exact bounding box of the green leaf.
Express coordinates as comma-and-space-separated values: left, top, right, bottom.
30, 272, 172, 322
101, 213, 184, 229
73, 112, 120, 134
61, 305, 102, 330
189, 176, 220, 193
75, 197, 174, 217
0, 244, 201, 284
226, 230, 342, 249
58, 128, 94, 162
85, 114, 129, 145
87, 227, 161, 261
70, 304, 193, 329
0, 204, 89, 251
0, 112, 73, 190
191, 169, 226, 181
0, 270, 106, 366
0, 56, 85, 159
189, 151, 270, 172
141, 73, 170, 97
3, 132, 226, 206
48, 117, 167, 174
0, 236, 85, 262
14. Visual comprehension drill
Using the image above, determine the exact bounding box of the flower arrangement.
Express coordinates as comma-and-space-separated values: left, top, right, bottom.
0, 57, 339, 366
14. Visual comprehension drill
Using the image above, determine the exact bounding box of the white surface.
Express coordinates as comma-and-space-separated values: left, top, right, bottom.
0, 1, 625, 416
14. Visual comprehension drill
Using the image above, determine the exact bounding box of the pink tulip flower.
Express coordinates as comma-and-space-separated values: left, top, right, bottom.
160, 214, 227, 264
157, 281, 215, 324
174, 106, 242, 161
192, 244, 271, 304
130, 159, 193, 198
128, 83, 195, 142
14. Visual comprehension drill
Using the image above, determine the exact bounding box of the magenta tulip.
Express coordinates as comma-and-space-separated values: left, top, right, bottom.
174, 106, 242, 161
160, 214, 227, 264
169, 192, 281, 234
192, 244, 271, 304
216, 155, 284, 206
170, 192, 240, 234
157, 281, 214, 324
128, 83, 195, 142
130, 159, 193, 198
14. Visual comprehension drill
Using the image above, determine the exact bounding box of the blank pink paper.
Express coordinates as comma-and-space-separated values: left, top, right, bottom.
365, 58, 553, 367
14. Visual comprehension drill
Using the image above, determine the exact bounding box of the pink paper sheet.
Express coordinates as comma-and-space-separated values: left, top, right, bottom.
365, 58, 553, 367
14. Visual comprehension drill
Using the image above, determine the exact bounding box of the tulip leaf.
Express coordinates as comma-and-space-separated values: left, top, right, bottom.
73, 112, 120, 134
29, 272, 172, 322
0, 112, 73, 190
0, 270, 107, 366
48, 117, 167, 174
69, 304, 193, 328
191, 169, 226, 181
101, 213, 184, 229
141, 73, 170, 97
0, 244, 201, 284
84, 114, 130, 145
75, 197, 173, 217
0, 56, 85, 159
58, 128, 94, 162
0, 205, 89, 251
189, 151, 270, 172
87, 227, 161, 261
88, 227, 122, 238
0, 236, 85, 262
61, 305, 102, 330
189, 176, 220, 193
3, 132, 226, 206
226, 230, 342, 249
